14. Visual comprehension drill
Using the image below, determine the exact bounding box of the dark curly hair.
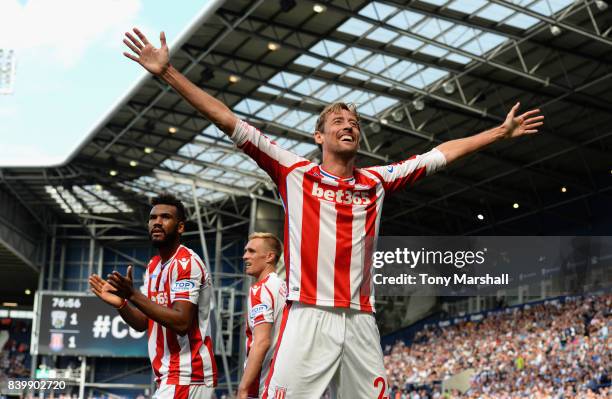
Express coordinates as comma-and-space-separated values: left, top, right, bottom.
150, 193, 186, 222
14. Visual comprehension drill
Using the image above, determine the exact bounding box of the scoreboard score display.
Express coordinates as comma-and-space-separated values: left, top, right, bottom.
32, 291, 147, 357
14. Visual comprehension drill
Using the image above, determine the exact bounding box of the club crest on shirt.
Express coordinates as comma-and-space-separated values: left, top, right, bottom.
249, 303, 268, 319
178, 258, 190, 270
171, 280, 195, 292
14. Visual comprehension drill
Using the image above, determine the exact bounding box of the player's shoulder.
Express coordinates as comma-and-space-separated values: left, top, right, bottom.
176, 245, 205, 264
147, 255, 161, 272
354, 167, 384, 185
264, 273, 287, 294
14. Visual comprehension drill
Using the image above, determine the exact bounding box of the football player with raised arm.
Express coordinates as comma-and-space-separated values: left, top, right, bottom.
121, 28, 543, 398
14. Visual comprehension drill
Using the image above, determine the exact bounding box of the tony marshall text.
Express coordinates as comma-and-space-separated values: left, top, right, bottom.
374, 273, 509, 286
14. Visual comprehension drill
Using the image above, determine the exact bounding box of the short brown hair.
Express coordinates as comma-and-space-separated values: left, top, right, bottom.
248, 232, 283, 265
315, 102, 360, 133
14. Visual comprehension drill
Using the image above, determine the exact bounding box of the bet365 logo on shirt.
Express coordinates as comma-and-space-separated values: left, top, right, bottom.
311, 182, 371, 205
150, 292, 169, 306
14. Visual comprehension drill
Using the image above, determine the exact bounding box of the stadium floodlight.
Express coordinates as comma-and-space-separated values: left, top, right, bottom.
391, 108, 404, 122
129, 160, 138, 167
550, 25, 562, 36
595, 0, 608, 10
413, 98, 425, 111
513, 203, 519, 209
228, 74, 240, 83
109, 170, 118, 177
477, 214, 485, 221
168, 126, 178, 134
0, 48, 17, 95
370, 122, 381, 133
25, 289, 31, 295
313, 4, 327, 13
443, 81, 455, 94
561, 186, 567, 193
268, 42, 280, 51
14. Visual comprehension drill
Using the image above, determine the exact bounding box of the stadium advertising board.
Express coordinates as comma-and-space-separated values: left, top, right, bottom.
32, 291, 147, 357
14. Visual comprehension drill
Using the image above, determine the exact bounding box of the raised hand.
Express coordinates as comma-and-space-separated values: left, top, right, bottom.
107, 265, 136, 300
123, 28, 169, 76
89, 274, 124, 308
500, 102, 544, 139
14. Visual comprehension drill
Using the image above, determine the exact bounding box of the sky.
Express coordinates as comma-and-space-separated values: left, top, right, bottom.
0, 0, 211, 166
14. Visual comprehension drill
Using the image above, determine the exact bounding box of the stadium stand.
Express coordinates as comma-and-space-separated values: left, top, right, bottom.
383, 294, 610, 398
1, 0, 611, 396
0, 319, 32, 381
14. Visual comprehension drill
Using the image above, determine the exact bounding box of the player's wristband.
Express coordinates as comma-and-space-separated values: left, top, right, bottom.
116, 299, 128, 310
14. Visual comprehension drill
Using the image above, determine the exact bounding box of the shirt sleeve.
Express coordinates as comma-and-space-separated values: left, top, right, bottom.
248, 285, 275, 327
229, 119, 309, 185
365, 148, 446, 196
169, 254, 208, 305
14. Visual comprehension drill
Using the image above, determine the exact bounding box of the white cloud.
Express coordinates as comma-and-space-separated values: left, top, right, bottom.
0, 0, 142, 67
0, 143, 65, 166
0, 105, 17, 117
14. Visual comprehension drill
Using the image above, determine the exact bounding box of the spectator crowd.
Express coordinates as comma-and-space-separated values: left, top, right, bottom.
384, 294, 611, 398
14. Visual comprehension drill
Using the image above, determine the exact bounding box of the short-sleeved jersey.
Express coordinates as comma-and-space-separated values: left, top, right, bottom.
141, 245, 217, 386
231, 120, 446, 312
244, 272, 287, 398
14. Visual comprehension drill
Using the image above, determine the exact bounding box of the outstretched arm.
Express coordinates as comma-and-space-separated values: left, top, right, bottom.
436, 102, 544, 165
123, 28, 238, 135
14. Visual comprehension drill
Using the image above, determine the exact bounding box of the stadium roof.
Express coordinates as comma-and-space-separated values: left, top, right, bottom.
1, 0, 611, 246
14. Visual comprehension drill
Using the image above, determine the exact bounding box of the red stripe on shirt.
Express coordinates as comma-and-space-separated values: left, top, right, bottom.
172, 384, 189, 399
241, 140, 283, 184
277, 160, 309, 290
187, 314, 204, 383
165, 272, 182, 384
175, 256, 192, 281
261, 302, 292, 399
360, 190, 378, 312
204, 335, 218, 386
149, 261, 164, 382
299, 177, 320, 303
334, 201, 353, 307
263, 284, 275, 310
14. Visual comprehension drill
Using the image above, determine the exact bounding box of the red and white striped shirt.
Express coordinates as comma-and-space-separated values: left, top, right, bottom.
141, 245, 217, 386
244, 272, 287, 398
231, 120, 446, 312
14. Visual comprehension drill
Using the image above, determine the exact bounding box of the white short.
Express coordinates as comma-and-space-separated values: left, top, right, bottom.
263, 302, 389, 399
153, 382, 214, 399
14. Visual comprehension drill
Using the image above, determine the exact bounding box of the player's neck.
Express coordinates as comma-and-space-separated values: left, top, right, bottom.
320, 152, 355, 178
255, 265, 275, 282
158, 241, 181, 263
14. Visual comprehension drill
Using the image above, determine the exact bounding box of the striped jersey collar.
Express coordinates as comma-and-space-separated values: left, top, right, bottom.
319, 166, 356, 184
159, 244, 183, 269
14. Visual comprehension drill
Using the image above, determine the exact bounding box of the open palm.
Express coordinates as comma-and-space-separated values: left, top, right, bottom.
123, 28, 169, 76
89, 274, 123, 308
501, 102, 544, 139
